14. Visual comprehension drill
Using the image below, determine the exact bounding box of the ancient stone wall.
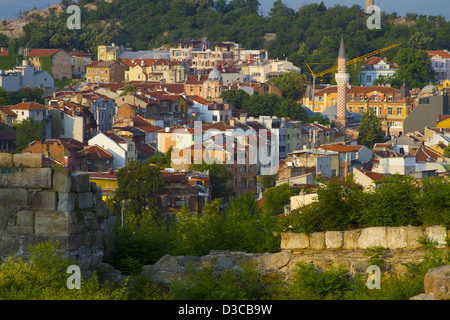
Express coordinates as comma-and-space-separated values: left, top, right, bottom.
142, 226, 450, 285
0, 153, 117, 272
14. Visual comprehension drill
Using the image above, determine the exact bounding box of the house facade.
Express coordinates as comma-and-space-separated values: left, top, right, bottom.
427, 50, 450, 82
359, 56, 398, 87
26, 48, 72, 80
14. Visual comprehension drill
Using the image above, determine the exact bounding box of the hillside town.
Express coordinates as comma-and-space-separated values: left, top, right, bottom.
1, 33, 449, 215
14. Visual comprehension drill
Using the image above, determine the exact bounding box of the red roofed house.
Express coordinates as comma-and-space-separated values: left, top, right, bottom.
359, 56, 398, 87
318, 143, 373, 177
9, 101, 52, 138
25, 48, 72, 80
77, 144, 114, 172
69, 49, 92, 79
427, 50, 450, 82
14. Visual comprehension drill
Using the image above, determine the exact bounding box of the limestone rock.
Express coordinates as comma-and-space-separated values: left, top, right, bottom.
31, 191, 57, 211
0, 188, 29, 205
71, 173, 90, 193
310, 232, 325, 250
358, 227, 387, 249
424, 265, 450, 296
35, 211, 72, 236
425, 225, 448, 248
281, 232, 310, 250
53, 168, 72, 193
386, 227, 408, 249
255, 251, 290, 271
325, 231, 344, 249
0, 153, 13, 168
13, 153, 43, 168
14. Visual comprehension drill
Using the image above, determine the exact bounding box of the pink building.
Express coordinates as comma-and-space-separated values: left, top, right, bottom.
427, 50, 450, 82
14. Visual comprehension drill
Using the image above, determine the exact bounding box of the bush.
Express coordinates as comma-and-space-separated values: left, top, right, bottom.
0, 241, 128, 300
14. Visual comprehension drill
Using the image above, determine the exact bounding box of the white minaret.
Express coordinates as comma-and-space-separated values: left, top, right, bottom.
335, 37, 349, 129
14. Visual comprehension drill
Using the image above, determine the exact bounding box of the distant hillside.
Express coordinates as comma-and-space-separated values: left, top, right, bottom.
1, 0, 449, 84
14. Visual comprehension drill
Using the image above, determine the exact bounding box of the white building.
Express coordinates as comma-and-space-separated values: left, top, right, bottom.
187, 95, 233, 123
88, 131, 136, 170
241, 59, 301, 83
0, 60, 54, 92
359, 57, 398, 87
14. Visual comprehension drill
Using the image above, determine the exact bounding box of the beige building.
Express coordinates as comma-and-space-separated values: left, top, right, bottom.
97, 43, 131, 61
26, 48, 72, 80
123, 58, 186, 83
70, 49, 92, 79
241, 59, 301, 83
85, 60, 127, 84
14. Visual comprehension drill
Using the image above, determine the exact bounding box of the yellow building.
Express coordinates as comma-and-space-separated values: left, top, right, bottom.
436, 79, 450, 91
303, 85, 412, 135
123, 58, 186, 83
86, 60, 127, 84
97, 43, 130, 61
437, 115, 450, 128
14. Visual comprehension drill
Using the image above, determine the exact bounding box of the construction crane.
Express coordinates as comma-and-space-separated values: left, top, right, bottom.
306, 43, 403, 110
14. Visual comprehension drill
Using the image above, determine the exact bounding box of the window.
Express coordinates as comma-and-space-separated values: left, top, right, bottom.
359, 95, 365, 101
366, 75, 372, 82
397, 107, 402, 116
388, 107, 393, 115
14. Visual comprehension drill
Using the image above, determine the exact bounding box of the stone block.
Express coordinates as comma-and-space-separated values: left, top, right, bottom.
0, 205, 17, 230
426, 225, 448, 248
386, 227, 408, 249
0, 188, 29, 205
53, 168, 72, 193
310, 232, 325, 250
0, 168, 52, 189
343, 230, 361, 249
406, 226, 424, 249
35, 211, 72, 236
280, 232, 310, 250
325, 231, 344, 249
57, 192, 77, 212
71, 173, 90, 193
0, 238, 20, 256
357, 227, 387, 249
424, 265, 450, 296
5, 225, 34, 235
16, 210, 34, 226
31, 191, 57, 211
0, 153, 13, 168
13, 153, 43, 168
76, 192, 93, 209
94, 202, 107, 218
255, 252, 291, 271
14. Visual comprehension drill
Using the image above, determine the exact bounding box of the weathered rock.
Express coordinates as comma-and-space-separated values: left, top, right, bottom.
31, 191, 57, 211
425, 225, 448, 248
343, 230, 360, 249
410, 293, 435, 300
424, 265, 450, 296
0, 205, 17, 230
76, 192, 93, 209
52, 168, 72, 193
57, 192, 77, 212
386, 227, 408, 249
281, 232, 310, 250
71, 173, 90, 193
358, 227, 387, 249
406, 226, 424, 249
0, 153, 13, 168
310, 232, 325, 250
255, 251, 290, 271
0, 168, 52, 189
216, 257, 234, 270
16, 210, 34, 226
0, 188, 29, 205
35, 210, 71, 236
325, 231, 344, 249
13, 153, 43, 168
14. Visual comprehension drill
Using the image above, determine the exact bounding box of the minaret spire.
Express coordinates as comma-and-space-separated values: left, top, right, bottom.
335, 36, 349, 129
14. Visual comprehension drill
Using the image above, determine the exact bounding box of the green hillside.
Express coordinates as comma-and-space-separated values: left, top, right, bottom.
1, 0, 448, 86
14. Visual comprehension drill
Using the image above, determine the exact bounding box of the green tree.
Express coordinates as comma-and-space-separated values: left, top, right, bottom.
114, 160, 166, 214
262, 183, 292, 215
268, 71, 308, 100
220, 89, 250, 109
357, 109, 384, 149
392, 49, 435, 88
190, 161, 233, 201
12, 117, 46, 152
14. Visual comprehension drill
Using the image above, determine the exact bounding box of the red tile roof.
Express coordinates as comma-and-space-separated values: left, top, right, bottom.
78, 145, 113, 160
27, 49, 61, 57
10, 101, 46, 111
319, 144, 362, 153
427, 50, 450, 59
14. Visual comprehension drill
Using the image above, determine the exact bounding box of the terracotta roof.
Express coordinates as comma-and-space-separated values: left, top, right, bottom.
185, 74, 208, 85
60, 138, 84, 149
10, 101, 46, 111
136, 143, 159, 158
427, 50, 450, 59
187, 95, 211, 105
78, 144, 113, 160
315, 85, 400, 97
106, 131, 128, 144
27, 49, 61, 57
86, 60, 120, 68
415, 145, 442, 162
70, 49, 91, 57
362, 56, 398, 69
318, 144, 362, 153
0, 106, 17, 116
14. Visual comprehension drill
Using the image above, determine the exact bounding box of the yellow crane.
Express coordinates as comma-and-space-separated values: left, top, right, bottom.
306, 43, 402, 110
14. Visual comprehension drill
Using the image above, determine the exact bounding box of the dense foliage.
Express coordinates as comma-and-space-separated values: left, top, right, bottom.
12, 117, 47, 152
3, 0, 447, 89
281, 175, 450, 234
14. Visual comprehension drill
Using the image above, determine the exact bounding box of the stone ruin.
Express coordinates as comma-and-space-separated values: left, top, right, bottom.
0, 153, 117, 277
